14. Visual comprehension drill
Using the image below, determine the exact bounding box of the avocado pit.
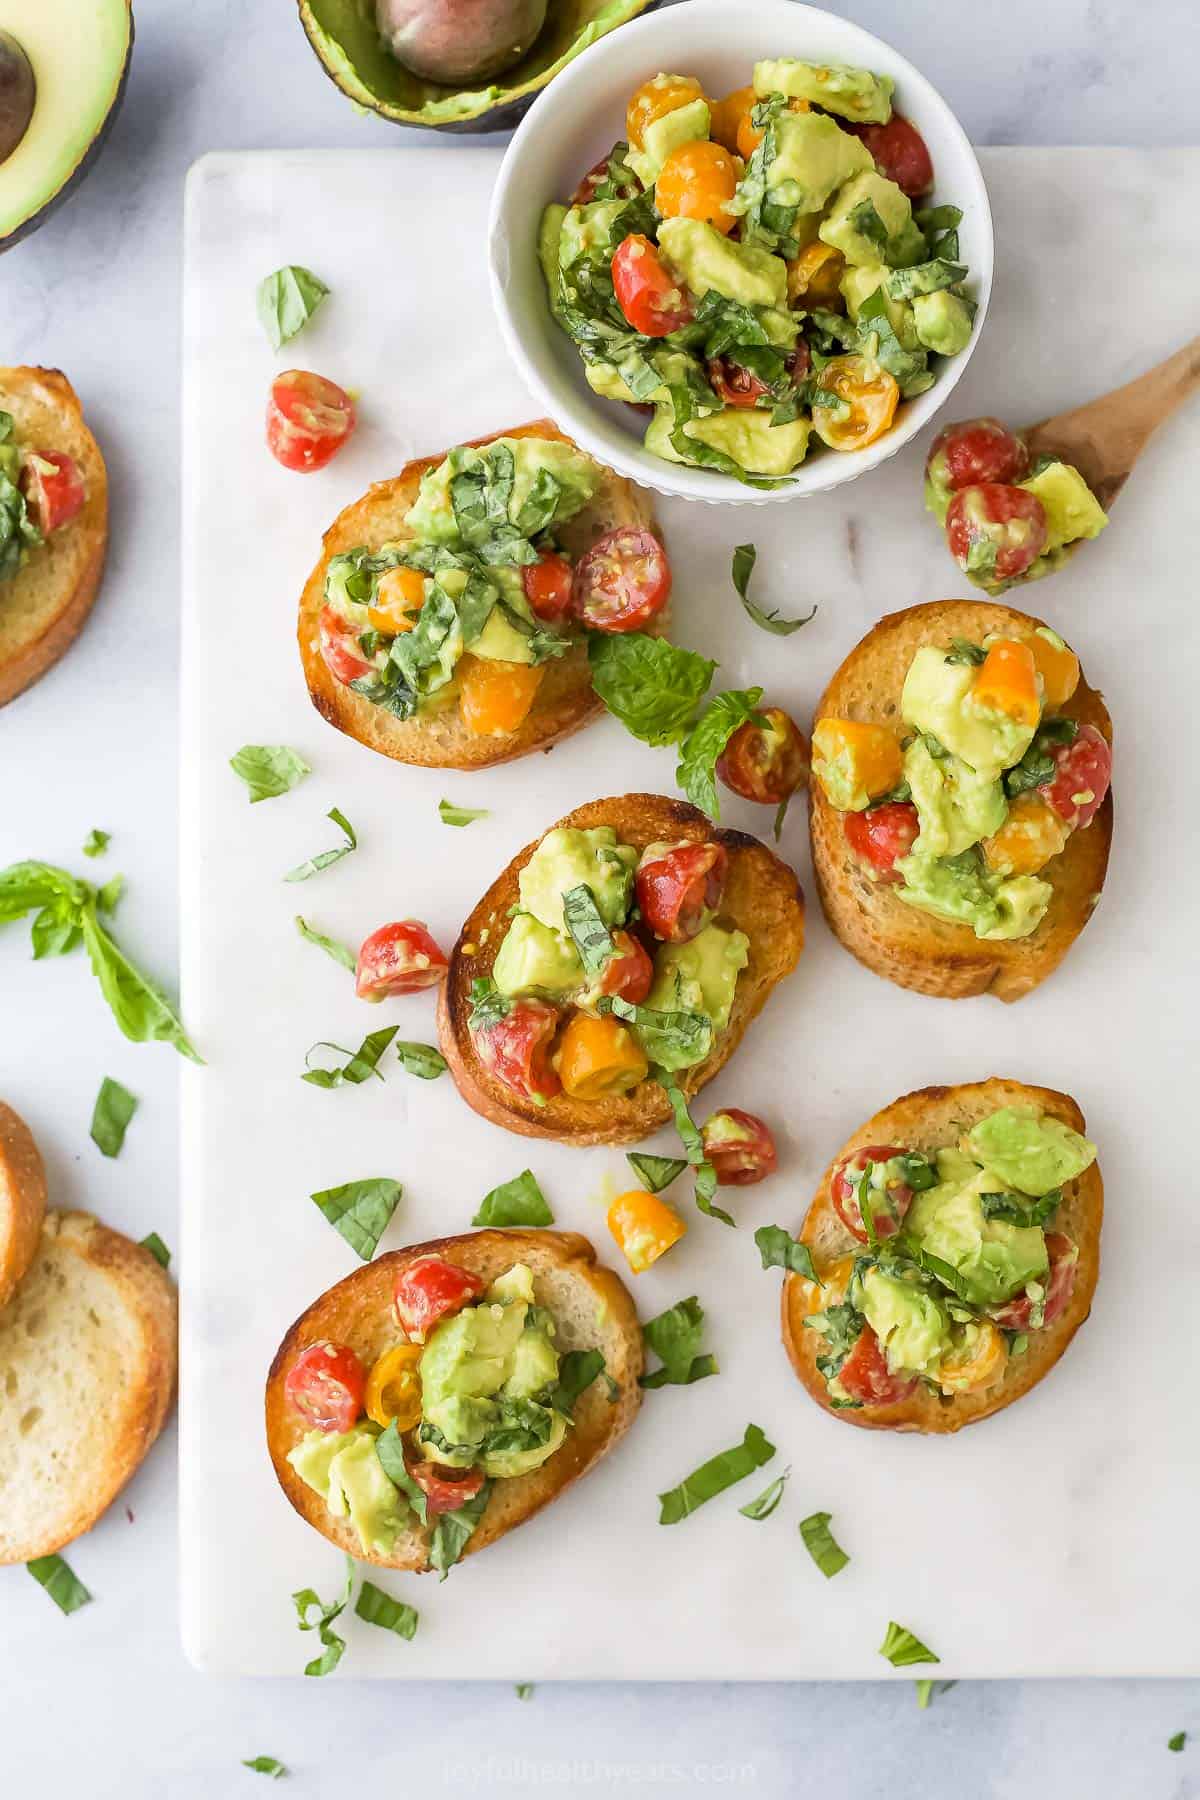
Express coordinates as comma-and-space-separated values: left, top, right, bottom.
374, 0, 549, 86
0, 32, 34, 165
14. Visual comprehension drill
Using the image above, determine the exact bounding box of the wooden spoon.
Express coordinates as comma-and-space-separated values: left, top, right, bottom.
1023, 334, 1200, 512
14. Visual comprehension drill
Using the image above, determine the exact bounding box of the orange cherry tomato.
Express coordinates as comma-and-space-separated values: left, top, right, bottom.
556, 1013, 647, 1100
607, 1188, 686, 1274
971, 638, 1040, 727
1023, 631, 1079, 710
459, 656, 544, 737
709, 85, 756, 153
368, 565, 425, 635
626, 73, 705, 150
737, 94, 807, 160
655, 139, 739, 234
364, 1343, 423, 1430
811, 355, 899, 452
786, 242, 846, 310
810, 718, 904, 809
980, 792, 1070, 877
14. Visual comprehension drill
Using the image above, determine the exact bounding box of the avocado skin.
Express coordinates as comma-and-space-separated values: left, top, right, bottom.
298, 0, 662, 134
1, 8, 134, 254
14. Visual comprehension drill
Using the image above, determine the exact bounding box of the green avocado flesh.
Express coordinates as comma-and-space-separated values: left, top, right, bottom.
0, 1, 132, 246
299, 0, 656, 130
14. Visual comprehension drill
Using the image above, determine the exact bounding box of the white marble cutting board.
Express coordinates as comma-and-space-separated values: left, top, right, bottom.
180, 146, 1200, 1680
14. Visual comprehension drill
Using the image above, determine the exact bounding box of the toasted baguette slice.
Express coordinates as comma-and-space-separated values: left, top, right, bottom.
298, 420, 661, 770
0, 1209, 178, 1562
266, 1229, 642, 1572
0, 1102, 46, 1310
782, 1077, 1103, 1434
438, 794, 805, 1146
0, 368, 109, 708
809, 599, 1113, 1001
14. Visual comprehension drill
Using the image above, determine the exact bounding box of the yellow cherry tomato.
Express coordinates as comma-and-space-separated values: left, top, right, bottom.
938, 1320, 1005, 1396
811, 717, 904, 810
786, 241, 846, 310
626, 73, 705, 150
459, 656, 544, 737
1025, 630, 1080, 710
607, 1188, 686, 1274
557, 1013, 648, 1100
708, 84, 756, 154
811, 355, 900, 451
981, 792, 1070, 877
736, 93, 808, 160
971, 638, 1040, 727
368, 565, 425, 635
364, 1343, 423, 1430
655, 139, 739, 234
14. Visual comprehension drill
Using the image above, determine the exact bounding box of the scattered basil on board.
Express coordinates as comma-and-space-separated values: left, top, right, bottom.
295, 915, 357, 973
754, 1224, 820, 1283
394, 1041, 447, 1080
515, 1683, 535, 1701
915, 1679, 957, 1710
640, 1296, 718, 1389
284, 808, 357, 882
82, 829, 110, 858
256, 264, 329, 351
140, 1231, 171, 1269
657, 1424, 776, 1524
242, 1756, 288, 1779
89, 1076, 137, 1157
655, 1073, 731, 1227
879, 1620, 939, 1668
739, 1467, 790, 1520
1168, 1732, 1187, 1753
438, 799, 489, 828
472, 1170, 552, 1228
731, 544, 818, 637
354, 1580, 419, 1641
310, 1177, 402, 1260
229, 744, 311, 803
27, 1553, 92, 1614
626, 1151, 687, 1194
292, 1556, 354, 1676
798, 1510, 849, 1578
302, 1026, 398, 1088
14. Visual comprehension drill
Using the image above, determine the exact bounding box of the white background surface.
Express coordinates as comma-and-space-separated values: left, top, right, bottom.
3, 0, 1200, 1793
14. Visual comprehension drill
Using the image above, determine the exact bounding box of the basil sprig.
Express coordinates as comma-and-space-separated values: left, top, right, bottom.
375, 1423, 428, 1523
256, 264, 329, 350
799, 1510, 849, 1578
90, 1076, 137, 1157
309, 1177, 402, 1260
676, 688, 765, 819
657, 1424, 776, 1524
471, 1169, 552, 1228
640, 1296, 718, 1390
731, 545, 818, 637
587, 633, 716, 747
284, 808, 357, 882
229, 744, 311, 803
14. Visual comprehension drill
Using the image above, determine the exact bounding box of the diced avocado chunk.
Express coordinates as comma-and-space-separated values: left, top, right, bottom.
754, 57, 894, 124
912, 288, 974, 355
644, 922, 750, 1056
558, 198, 626, 268
628, 93, 710, 187
894, 848, 1051, 941
492, 912, 583, 1000
658, 216, 788, 309
904, 736, 1007, 858
405, 437, 599, 544
538, 203, 567, 315
469, 606, 538, 665
906, 1167, 1050, 1306
504, 1327, 561, 1400
482, 1413, 568, 1481
963, 1107, 1097, 1195
841, 262, 919, 351
650, 402, 812, 477
1019, 460, 1108, 553
519, 826, 637, 934
289, 1424, 409, 1557
856, 1267, 951, 1375
901, 645, 1036, 780
820, 170, 923, 268
765, 110, 872, 216
585, 360, 640, 403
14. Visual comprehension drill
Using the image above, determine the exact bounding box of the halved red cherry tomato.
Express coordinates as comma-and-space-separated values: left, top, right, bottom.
717, 707, 810, 806
926, 418, 1028, 492
598, 928, 654, 1004
707, 356, 771, 410
635, 842, 728, 943
405, 1454, 486, 1515
266, 370, 356, 473
521, 549, 573, 622
846, 113, 934, 197
21, 449, 85, 534
837, 1322, 918, 1405
571, 525, 671, 633
700, 1108, 777, 1186
843, 802, 920, 880
570, 154, 639, 207
1038, 723, 1112, 830
355, 920, 448, 1000
472, 997, 562, 1103
393, 1254, 485, 1341
285, 1340, 366, 1433
990, 1233, 1078, 1331
611, 233, 693, 337
945, 483, 1048, 585
318, 603, 373, 687
831, 1145, 915, 1242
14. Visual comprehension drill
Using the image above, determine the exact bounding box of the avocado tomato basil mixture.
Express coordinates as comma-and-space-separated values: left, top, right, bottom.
925, 417, 1109, 592
812, 626, 1112, 941
805, 1106, 1096, 1407
466, 824, 746, 1107
539, 58, 975, 484
317, 433, 670, 740
286, 1256, 607, 1571
0, 410, 86, 580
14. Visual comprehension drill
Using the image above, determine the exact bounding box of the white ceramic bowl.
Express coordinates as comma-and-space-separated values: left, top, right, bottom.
488, 0, 993, 506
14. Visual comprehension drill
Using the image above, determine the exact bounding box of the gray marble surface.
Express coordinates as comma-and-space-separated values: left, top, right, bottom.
1, 0, 1197, 1794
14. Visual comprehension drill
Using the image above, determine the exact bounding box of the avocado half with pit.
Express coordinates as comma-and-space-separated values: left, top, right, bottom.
0, 0, 133, 252
298, 0, 661, 134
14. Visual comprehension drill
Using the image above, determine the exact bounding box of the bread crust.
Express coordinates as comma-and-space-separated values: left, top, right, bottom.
297, 420, 662, 770
0, 1102, 46, 1310
0, 368, 109, 707
437, 793, 805, 1146
808, 599, 1113, 1001
265, 1229, 643, 1572
781, 1078, 1103, 1434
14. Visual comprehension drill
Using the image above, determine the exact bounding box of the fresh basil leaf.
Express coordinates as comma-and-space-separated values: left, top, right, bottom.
676, 687, 765, 818
310, 1177, 402, 1260
943, 637, 986, 666
242, 1756, 288, 1779
79, 901, 202, 1062
97, 874, 124, 914
805, 1299, 865, 1386
588, 632, 716, 747
979, 1188, 1061, 1227
394, 1041, 447, 1080
914, 204, 963, 234
354, 1580, 419, 1641
467, 976, 509, 1033
229, 744, 311, 803
664, 376, 790, 490
879, 1620, 939, 1668
739, 1467, 790, 1520
626, 1152, 687, 1194
640, 1295, 719, 1389
256, 264, 329, 350
438, 798, 489, 828
562, 883, 612, 978
657, 1423, 776, 1524
894, 1237, 976, 1303
293, 1556, 354, 1676
656, 1072, 731, 1226
0, 460, 41, 579
1004, 717, 1079, 797
799, 1510, 849, 1578
1168, 1732, 1187, 1753
731, 545, 818, 638
284, 808, 357, 882
472, 1169, 552, 1228
140, 1231, 171, 1269
600, 995, 712, 1073
430, 1480, 492, 1580
551, 1348, 606, 1418
295, 915, 357, 973
915, 1679, 957, 1710
88, 1075, 138, 1158
885, 259, 966, 302
375, 1422, 428, 1524
302, 1026, 398, 1089
515, 1682, 536, 1701
27, 1553, 92, 1614
82, 829, 110, 858
754, 1224, 820, 1283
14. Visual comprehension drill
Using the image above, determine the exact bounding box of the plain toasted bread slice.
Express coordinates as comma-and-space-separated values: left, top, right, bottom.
0, 1209, 178, 1563
0, 368, 108, 708
781, 1077, 1103, 1434
0, 1102, 46, 1310
438, 793, 806, 1146
265, 1229, 642, 1572
808, 599, 1113, 1001
297, 420, 662, 770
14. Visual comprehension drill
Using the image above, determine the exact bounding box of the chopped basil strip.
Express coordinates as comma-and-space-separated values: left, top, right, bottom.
242, 1756, 288, 1779
354, 1580, 419, 1641
656, 1072, 730, 1226
799, 1510, 849, 1578
551, 1348, 606, 1418
27, 1553, 92, 1614
739, 1467, 790, 1520
89, 1076, 137, 1157
562, 883, 613, 977
879, 1620, 939, 1668
310, 1177, 402, 1260
302, 1026, 398, 1089
395, 1041, 447, 1080
430, 1480, 492, 1580
1168, 1732, 1187, 1753
515, 1683, 536, 1701
295, 915, 356, 972
676, 688, 765, 819
754, 1224, 820, 1283
229, 744, 311, 803
284, 808, 357, 882
600, 995, 712, 1072
731, 545, 817, 637
375, 1422, 428, 1524
438, 799, 489, 828
82, 829, 110, 858
256, 263, 329, 350
626, 1152, 688, 1194
915, 1679, 957, 1710
587, 632, 716, 747
472, 1169, 552, 1228
140, 1231, 171, 1269
658, 1423, 776, 1524
292, 1556, 354, 1677
640, 1295, 719, 1390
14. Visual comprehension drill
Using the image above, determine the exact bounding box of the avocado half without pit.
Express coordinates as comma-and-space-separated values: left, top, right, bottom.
0, 0, 133, 251
298, 0, 661, 133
